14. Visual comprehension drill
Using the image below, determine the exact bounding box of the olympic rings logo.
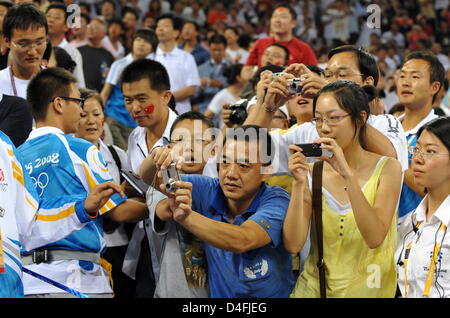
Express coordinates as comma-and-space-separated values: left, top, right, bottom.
31, 172, 49, 197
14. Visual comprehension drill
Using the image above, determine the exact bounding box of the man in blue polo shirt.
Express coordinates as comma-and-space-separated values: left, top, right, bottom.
152, 125, 294, 297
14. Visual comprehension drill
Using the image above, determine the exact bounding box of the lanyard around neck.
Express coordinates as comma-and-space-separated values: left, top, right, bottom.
9, 67, 18, 97
403, 221, 447, 297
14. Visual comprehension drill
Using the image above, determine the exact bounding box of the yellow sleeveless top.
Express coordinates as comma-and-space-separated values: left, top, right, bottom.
290, 157, 398, 298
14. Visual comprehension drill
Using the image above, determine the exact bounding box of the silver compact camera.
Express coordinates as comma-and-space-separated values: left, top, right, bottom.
271, 72, 305, 94
287, 77, 306, 94
161, 163, 180, 193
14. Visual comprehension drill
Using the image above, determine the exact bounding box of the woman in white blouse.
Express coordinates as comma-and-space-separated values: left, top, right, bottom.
75, 88, 135, 297
396, 116, 450, 298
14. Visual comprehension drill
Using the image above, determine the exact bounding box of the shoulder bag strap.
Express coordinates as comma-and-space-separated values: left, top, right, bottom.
312, 160, 326, 298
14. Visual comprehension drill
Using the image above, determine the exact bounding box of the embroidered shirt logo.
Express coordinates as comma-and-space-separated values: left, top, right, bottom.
243, 259, 269, 279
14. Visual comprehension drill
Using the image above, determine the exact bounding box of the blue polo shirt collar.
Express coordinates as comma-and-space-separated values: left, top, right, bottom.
209, 182, 267, 223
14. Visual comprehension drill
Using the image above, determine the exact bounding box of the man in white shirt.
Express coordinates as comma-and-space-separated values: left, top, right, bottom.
381, 23, 406, 49
245, 45, 408, 174
154, 13, 200, 115
100, 28, 158, 150
0, 3, 48, 99
46, 3, 86, 88
120, 58, 178, 297
395, 51, 445, 224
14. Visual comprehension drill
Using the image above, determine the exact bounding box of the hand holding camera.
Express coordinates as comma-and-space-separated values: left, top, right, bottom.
262, 71, 296, 111
163, 179, 193, 223
283, 63, 327, 98
161, 163, 181, 193
152, 146, 183, 194
288, 145, 309, 184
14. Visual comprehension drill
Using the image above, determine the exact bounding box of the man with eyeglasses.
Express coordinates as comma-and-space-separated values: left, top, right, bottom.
0, 3, 48, 99
16, 67, 149, 298
0, 3, 40, 147
245, 45, 409, 177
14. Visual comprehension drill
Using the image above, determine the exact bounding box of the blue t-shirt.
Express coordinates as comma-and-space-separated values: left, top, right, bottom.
104, 84, 137, 129
182, 174, 294, 298
17, 129, 126, 257
398, 133, 423, 224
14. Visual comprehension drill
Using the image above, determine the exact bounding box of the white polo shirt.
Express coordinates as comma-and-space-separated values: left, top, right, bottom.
396, 195, 450, 298
123, 107, 178, 280
126, 108, 178, 175
154, 46, 200, 115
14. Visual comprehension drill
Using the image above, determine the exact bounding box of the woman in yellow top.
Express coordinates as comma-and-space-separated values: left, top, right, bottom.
283, 81, 403, 298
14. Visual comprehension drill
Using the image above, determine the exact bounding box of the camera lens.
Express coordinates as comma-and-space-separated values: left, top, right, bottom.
229, 106, 247, 125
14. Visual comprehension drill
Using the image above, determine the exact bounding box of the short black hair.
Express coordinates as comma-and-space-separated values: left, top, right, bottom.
224, 26, 239, 36
0, 1, 12, 10
328, 45, 379, 86
46, 3, 69, 21
222, 125, 274, 166
121, 6, 138, 21
417, 116, 450, 153
27, 67, 77, 121
237, 33, 251, 50
403, 51, 446, 104
251, 64, 284, 91
223, 63, 243, 85
156, 13, 182, 31
133, 28, 158, 51
170, 111, 214, 138
108, 17, 124, 30
273, 3, 297, 20
53, 46, 77, 73
78, 2, 91, 14
102, 0, 116, 10
267, 43, 289, 66
208, 33, 227, 46
3, 3, 48, 40
182, 19, 199, 32
120, 59, 170, 93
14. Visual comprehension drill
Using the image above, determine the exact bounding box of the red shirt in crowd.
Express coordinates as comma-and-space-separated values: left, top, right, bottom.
245, 36, 318, 67
207, 11, 227, 25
